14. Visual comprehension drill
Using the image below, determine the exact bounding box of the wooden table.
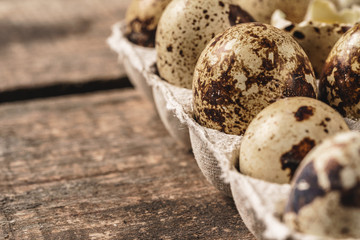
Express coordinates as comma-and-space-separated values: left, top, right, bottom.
0, 1, 255, 239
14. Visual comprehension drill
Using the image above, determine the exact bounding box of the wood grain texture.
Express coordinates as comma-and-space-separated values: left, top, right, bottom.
0, 0, 130, 91
0, 89, 255, 240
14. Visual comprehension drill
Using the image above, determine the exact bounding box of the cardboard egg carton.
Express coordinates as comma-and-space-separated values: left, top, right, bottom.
108, 21, 360, 240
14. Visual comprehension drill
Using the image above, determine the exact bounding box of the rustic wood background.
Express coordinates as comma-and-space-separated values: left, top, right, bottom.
0, 1, 255, 239
0, 0, 127, 91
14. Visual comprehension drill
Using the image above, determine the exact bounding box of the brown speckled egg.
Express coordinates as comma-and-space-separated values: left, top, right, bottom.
272, 9, 353, 77
284, 131, 360, 238
193, 23, 317, 135
239, 97, 349, 183
156, 0, 255, 89
319, 23, 360, 120
234, 0, 311, 23
125, 0, 171, 47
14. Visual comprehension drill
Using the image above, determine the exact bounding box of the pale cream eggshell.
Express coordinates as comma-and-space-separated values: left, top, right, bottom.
156, 0, 255, 89
239, 97, 349, 184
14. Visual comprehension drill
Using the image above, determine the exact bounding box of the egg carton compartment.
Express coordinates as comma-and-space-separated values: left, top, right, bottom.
107, 21, 360, 240
108, 21, 192, 149
147, 68, 192, 150
188, 123, 240, 197
107, 22, 156, 103
145, 64, 240, 195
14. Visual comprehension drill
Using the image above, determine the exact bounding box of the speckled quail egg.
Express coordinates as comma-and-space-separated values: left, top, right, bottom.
233, 0, 311, 23
193, 23, 317, 135
272, 0, 359, 76
239, 97, 349, 184
125, 0, 171, 47
156, 0, 255, 89
319, 23, 360, 120
284, 131, 360, 238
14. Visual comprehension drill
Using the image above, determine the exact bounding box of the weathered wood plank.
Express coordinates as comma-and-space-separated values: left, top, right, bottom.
0, 0, 131, 91
0, 89, 254, 239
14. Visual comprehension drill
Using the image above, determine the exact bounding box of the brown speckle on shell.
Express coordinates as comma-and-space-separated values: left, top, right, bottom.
280, 137, 316, 179
283, 75, 316, 98
285, 24, 295, 32
338, 26, 351, 34
293, 31, 305, 40
166, 45, 173, 52
294, 106, 314, 121
313, 27, 320, 34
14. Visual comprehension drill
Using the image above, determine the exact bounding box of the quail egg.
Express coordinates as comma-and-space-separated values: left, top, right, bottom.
234, 0, 311, 23
284, 131, 360, 238
272, 0, 359, 76
239, 97, 349, 184
319, 23, 360, 120
125, 0, 171, 47
193, 23, 317, 135
156, 0, 255, 89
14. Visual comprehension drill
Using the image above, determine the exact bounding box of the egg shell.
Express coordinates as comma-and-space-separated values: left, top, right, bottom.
234, 0, 311, 23
271, 10, 352, 77
319, 23, 360, 120
193, 23, 317, 135
284, 131, 360, 238
125, 0, 171, 47
156, 0, 255, 89
333, 0, 360, 9
239, 97, 349, 184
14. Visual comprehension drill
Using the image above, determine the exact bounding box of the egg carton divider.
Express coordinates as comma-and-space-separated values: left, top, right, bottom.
107, 22, 156, 103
